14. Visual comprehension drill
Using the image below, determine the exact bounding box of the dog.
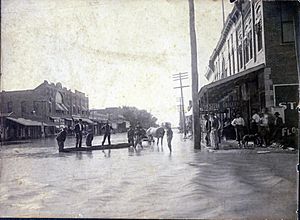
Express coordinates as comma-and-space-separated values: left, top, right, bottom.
241, 134, 261, 148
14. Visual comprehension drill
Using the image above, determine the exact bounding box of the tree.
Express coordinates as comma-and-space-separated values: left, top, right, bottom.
121, 106, 158, 128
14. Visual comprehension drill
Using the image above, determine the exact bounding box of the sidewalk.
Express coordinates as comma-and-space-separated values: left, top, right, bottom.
203, 139, 297, 154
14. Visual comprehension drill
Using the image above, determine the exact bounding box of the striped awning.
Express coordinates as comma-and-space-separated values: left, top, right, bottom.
55, 103, 68, 111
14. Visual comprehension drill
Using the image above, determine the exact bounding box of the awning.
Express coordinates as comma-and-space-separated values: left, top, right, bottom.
60, 103, 69, 111
6, 117, 42, 126
64, 117, 73, 121
81, 106, 88, 111
50, 116, 60, 120
198, 64, 265, 98
81, 118, 94, 124
55, 103, 65, 111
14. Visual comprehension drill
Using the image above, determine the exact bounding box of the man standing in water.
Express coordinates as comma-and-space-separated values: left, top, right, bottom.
127, 125, 135, 147
102, 120, 113, 146
74, 119, 84, 148
57, 127, 67, 152
166, 123, 173, 153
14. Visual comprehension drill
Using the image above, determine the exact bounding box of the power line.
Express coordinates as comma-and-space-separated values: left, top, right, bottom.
173, 72, 189, 138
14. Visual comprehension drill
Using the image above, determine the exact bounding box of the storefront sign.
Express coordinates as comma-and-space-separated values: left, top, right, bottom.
200, 101, 240, 112
274, 84, 299, 127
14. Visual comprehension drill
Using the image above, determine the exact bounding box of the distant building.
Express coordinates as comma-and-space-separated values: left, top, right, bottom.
90, 108, 130, 133
0, 80, 92, 141
198, 0, 299, 135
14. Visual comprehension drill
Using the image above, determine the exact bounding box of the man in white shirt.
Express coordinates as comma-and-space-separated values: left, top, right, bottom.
231, 113, 245, 146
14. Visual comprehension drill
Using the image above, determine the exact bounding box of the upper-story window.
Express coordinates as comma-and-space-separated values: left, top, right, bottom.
255, 3, 262, 52
281, 3, 294, 43
21, 101, 26, 113
244, 38, 249, 64
55, 92, 63, 104
248, 30, 253, 59
33, 101, 39, 115
7, 101, 12, 113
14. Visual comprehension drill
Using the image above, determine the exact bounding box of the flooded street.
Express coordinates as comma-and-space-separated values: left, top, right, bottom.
0, 132, 297, 219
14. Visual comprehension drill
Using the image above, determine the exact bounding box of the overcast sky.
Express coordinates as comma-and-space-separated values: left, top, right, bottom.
1, 0, 233, 125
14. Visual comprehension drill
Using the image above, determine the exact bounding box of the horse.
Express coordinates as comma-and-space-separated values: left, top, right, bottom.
146, 127, 165, 146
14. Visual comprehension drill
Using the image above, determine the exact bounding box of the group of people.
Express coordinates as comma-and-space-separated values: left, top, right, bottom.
56, 119, 173, 152
56, 119, 113, 152
203, 108, 284, 149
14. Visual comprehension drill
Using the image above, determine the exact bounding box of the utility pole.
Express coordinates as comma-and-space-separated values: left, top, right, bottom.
222, 0, 225, 26
294, 3, 300, 219
173, 72, 189, 138
189, 0, 201, 149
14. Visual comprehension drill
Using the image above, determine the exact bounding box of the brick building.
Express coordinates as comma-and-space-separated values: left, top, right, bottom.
198, 0, 299, 140
0, 80, 92, 141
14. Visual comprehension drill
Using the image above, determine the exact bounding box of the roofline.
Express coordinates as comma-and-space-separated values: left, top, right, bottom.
209, 4, 240, 63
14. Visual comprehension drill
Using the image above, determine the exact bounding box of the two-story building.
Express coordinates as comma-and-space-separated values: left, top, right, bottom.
0, 80, 93, 141
198, 0, 299, 134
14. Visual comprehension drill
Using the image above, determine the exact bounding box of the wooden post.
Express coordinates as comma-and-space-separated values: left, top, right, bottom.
294, 4, 300, 219
189, 0, 201, 149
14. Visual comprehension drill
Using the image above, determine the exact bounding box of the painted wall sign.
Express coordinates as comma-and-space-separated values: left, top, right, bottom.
274, 84, 299, 127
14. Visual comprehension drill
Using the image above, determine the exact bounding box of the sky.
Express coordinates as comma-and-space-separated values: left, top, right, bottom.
1, 0, 233, 125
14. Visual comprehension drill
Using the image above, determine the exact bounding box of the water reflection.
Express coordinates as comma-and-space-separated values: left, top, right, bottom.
75, 152, 83, 160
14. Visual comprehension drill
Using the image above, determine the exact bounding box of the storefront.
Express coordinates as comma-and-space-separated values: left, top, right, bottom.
198, 64, 265, 144
3, 117, 43, 140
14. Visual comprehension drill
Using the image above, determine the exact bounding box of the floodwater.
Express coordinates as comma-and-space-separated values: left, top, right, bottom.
0, 132, 297, 219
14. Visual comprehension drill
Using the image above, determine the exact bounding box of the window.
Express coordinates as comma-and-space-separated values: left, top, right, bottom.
228, 54, 231, 76
249, 31, 253, 59
239, 45, 243, 69
232, 49, 235, 74
244, 38, 249, 63
33, 101, 39, 115
48, 102, 52, 113
55, 92, 63, 104
21, 101, 26, 113
7, 102, 12, 113
255, 20, 262, 51
281, 3, 294, 43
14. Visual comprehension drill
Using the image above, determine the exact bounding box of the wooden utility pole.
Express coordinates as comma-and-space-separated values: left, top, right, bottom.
173, 72, 189, 138
189, 0, 201, 149
294, 4, 300, 219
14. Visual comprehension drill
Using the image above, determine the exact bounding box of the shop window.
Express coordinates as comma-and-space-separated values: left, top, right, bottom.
7, 101, 12, 113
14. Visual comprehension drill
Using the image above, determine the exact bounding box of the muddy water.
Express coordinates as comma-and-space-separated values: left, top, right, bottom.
0, 133, 296, 219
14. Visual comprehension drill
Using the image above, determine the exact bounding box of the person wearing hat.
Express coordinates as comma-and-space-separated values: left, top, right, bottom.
127, 125, 135, 147
74, 119, 84, 148
272, 112, 284, 143
56, 127, 68, 152
101, 120, 114, 146
134, 122, 145, 149
86, 127, 94, 147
